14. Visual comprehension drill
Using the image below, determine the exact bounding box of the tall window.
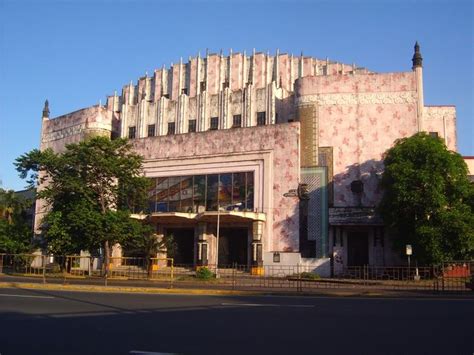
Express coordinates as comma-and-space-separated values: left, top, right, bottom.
206, 174, 218, 210
188, 119, 197, 133
429, 132, 439, 138
232, 115, 242, 128
200, 81, 206, 92
147, 124, 156, 137
257, 112, 266, 126
148, 172, 255, 213
210, 117, 219, 130
128, 126, 136, 139
193, 175, 206, 213
167, 122, 176, 135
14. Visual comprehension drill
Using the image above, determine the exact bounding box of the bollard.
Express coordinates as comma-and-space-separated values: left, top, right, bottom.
42, 255, 46, 284
169, 259, 174, 289
297, 263, 301, 292
232, 262, 236, 290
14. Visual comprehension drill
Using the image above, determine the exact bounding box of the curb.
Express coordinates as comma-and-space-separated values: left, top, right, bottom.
0, 282, 262, 296
1, 281, 472, 299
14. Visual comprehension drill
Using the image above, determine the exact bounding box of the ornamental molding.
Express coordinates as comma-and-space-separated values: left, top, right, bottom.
42, 123, 86, 143
297, 91, 417, 105
423, 107, 455, 120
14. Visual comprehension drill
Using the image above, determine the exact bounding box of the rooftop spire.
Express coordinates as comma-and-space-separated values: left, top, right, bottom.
42, 99, 50, 118
412, 41, 423, 69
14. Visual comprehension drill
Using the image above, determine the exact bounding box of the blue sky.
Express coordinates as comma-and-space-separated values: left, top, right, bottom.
0, 0, 472, 191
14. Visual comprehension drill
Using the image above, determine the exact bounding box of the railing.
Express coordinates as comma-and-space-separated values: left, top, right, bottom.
0, 254, 472, 293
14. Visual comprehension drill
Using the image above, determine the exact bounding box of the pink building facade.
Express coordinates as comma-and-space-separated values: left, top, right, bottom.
36, 44, 457, 276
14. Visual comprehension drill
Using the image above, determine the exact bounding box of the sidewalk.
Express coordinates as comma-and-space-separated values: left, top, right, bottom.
1, 274, 472, 299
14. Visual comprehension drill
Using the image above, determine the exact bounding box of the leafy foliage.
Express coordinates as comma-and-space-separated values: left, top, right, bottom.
15, 136, 151, 257
122, 224, 175, 259
195, 266, 214, 280
379, 133, 474, 264
300, 271, 320, 280
0, 188, 33, 253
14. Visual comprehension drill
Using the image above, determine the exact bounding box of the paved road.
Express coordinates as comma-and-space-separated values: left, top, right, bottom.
0, 288, 472, 355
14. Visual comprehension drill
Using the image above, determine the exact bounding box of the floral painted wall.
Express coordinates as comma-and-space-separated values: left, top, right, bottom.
132, 122, 301, 252
296, 72, 456, 208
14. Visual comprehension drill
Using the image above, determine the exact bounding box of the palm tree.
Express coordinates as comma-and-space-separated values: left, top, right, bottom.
0, 189, 29, 224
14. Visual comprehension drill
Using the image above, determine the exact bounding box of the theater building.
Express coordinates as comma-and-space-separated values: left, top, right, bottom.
36, 44, 457, 276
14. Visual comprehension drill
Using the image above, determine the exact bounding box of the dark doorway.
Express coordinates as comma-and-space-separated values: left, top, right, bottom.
218, 228, 248, 267
166, 228, 194, 265
347, 231, 369, 266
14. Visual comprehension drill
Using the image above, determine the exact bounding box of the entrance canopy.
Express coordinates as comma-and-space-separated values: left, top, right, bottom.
131, 211, 266, 224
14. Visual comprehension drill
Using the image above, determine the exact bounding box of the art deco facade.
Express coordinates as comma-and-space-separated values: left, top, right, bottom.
37, 44, 457, 276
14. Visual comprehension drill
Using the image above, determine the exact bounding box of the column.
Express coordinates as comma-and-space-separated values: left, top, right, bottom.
196, 223, 209, 267
251, 221, 264, 275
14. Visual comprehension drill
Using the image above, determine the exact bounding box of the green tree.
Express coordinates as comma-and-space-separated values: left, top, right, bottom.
15, 136, 152, 273
379, 133, 474, 264
0, 188, 33, 253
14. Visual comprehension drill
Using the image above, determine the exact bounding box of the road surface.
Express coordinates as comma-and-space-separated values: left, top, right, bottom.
0, 287, 472, 354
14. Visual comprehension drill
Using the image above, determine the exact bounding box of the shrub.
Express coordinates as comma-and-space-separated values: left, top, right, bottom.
300, 271, 320, 280
196, 267, 214, 280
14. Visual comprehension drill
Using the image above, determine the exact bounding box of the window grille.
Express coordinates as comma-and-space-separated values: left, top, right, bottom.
147, 124, 155, 137
188, 120, 197, 133
210, 117, 219, 130
232, 115, 242, 128
128, 126, 136, 139
167, 122, 175, 135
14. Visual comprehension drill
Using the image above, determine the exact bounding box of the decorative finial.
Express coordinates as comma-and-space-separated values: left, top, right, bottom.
42, 99, 50, 118
412, 41, 423, 69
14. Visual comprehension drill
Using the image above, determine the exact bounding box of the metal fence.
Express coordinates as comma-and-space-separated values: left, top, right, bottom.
0, 253, 472, 293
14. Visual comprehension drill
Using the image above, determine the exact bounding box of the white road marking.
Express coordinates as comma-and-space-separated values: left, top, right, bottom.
0, 293, 55, 299
51, 311, 117, 318
220, 302, 314, 308
262, 294, 474, 302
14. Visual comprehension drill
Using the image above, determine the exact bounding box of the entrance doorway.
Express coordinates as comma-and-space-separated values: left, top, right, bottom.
347, 231, 369, 266
218, 228, 248, 267
165, 228, 194, 265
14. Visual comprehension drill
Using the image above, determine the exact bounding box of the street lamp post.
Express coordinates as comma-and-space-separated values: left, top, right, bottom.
215, 203, 221, 278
